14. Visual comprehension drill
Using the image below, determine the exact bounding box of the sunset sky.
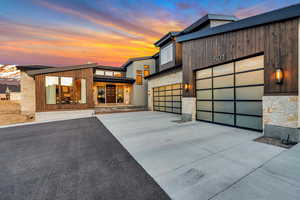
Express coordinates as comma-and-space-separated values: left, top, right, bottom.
1, 0, 300, 67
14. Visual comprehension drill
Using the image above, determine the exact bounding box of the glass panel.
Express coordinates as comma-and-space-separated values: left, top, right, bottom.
159, 86, 165, 91
235, 55, 264, 72
197, 101, 212, 111
60, 77, 73, 104
166, 96, 172, 101
97, 86, 105, 103
117, 86, 124, 103
153, 88, 159, 92
236, 102, 262, 116
75, 79, 86, 104
159, 91, 165, 96
213, 63, 234, 76
95, 70, 105, 76
196, 68, 212, 79
166, 107, 173, 112
236, 86, 263, 100
213, 88, 234, 100
172, 90, 181, 95
105, 71, 113, 76
197, 111, 212, 122
236, 70, 264, 86
213, 75, 233, 88
166, 91, 172, 96
236, 115, 262, 130
196, 78, 212, 89
166, 102, 172, 107
166, 85, 172, 90
173, 108, 181, 114
45, 76, 59, 104
197, 90, 212, 100
214, 113, 234, 125
114, 72, 122, 77
159, 102, 165, 106
160, 96, 165, 101
154, 97, 159, 101
154, 106, 159, 111
173, 96, 181, 101
214, 101, 234, 113
173, 102, 181, 108
160, 43, 173, 65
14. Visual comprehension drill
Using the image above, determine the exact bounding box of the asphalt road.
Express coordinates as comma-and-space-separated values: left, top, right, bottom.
0, 117, 170, 200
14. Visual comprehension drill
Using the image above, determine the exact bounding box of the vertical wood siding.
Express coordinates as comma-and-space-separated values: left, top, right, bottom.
35, 68, 94, 112
182, 18, 298, 97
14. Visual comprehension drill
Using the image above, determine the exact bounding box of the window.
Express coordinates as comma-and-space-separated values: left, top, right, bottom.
97, 86, 105, 103
114, 72, 122, 77
160, 43, 173, 65
45, 76, 59, 104
136, 70, 143, 85
105, 71, 113, 76
117, 86, 124, 103
144, 65, 150, 77
45, 76, 87, 105
95, 70, 105, 76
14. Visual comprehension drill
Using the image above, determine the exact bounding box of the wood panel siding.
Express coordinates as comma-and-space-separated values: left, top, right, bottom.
35, 68, 94, 112
182, 18, 299, 97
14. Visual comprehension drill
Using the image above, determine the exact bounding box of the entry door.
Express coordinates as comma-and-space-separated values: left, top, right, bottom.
196, 55, 264, 131
106, 85, 116, 103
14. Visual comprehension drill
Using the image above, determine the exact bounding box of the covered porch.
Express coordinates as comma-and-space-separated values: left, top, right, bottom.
93, 75, 135, 106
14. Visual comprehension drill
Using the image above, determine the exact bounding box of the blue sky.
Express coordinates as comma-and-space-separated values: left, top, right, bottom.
1, 0, 299, 66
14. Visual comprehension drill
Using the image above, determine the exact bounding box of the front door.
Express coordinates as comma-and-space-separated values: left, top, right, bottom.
106, 85, 116, 103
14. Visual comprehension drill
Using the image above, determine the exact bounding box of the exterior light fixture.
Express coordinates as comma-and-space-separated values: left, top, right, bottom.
184, 83, 191, 91
275, 68, 284, 84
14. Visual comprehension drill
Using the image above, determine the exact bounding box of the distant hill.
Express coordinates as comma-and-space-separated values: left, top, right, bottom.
0, 64, 20, 80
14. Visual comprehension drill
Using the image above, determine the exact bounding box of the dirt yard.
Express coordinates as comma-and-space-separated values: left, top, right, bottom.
0, 100, 34, 126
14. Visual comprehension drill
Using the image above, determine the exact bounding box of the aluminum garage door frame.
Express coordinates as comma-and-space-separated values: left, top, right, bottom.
196, 55, 264, 131
153, 83, 182, 114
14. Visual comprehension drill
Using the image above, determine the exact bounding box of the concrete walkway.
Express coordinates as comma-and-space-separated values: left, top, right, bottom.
98, 111, 286, 200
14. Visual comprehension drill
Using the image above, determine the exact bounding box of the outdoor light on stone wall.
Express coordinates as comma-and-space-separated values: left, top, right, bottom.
275, 68, 284, 84
184, 83, 191, 91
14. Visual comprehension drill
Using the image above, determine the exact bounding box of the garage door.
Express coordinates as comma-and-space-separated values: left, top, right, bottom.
196, 55, 264, 131
153, 83, 182, 114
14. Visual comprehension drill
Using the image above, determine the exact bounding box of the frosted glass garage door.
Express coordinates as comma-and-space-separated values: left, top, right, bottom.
196, 55, 264, 131
153, 83, 182, 114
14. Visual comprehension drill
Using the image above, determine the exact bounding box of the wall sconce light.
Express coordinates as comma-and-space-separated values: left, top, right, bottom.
184, 83, 192, 91
275, 68, 284, 84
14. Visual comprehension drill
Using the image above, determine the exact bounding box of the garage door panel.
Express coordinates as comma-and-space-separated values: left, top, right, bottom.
236, 101, 262, 116
213, 88, 234, 100
236, 70, 264, 86
196, 68, 212, 79
214, 113, 235, 125
214, 101, 234, 113
236, 115, 262, 130
197, 90, 212, 100
213, 75, 234, 88
196, 79, 212, 89
197, 101, 212, 111
197, 111, 213, 122
173, 96, 181, 101
236, 86, 263, 100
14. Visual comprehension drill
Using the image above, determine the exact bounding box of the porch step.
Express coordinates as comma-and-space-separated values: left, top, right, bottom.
94, 105, 147, 114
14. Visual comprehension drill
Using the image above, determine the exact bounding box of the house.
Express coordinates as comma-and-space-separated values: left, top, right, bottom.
145, 14, 238, 114
17, 56, 156, 115
174, 3, 300, 141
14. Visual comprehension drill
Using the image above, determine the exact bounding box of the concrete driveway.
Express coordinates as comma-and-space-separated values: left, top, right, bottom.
98, 111, 285, 200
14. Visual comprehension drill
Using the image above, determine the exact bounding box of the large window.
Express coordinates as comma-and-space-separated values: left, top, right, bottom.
136, 70, 143, 85
160, 43, 173, 65
45, 76, 59, 104
45, 76, 87, 105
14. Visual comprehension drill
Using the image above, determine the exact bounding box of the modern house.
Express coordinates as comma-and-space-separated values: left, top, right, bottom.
146, 14, 238, 114
17, 3, 300, 142
17, 56, 156, 115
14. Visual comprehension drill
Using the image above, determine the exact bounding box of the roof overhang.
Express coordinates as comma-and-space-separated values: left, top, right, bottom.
93, 75, 135, 84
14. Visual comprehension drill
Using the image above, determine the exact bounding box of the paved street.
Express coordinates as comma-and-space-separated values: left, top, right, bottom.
0, 117, 170, 200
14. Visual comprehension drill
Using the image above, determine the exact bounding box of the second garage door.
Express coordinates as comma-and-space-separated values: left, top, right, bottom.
196, 55, 264, 131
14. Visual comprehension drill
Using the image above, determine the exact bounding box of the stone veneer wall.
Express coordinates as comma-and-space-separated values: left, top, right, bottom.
263, 96, 299, 141
147, 69, 182, 110
20, 71, 36, 116
182, 97, 196, 121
